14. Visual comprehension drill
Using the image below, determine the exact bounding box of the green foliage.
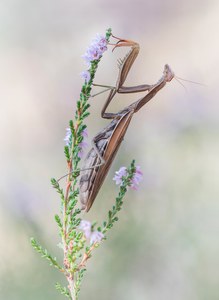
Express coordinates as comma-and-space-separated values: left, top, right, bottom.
74, 269, 86, 300
69, 120, 76, 138
51, 178, 65, 199
30, 238, 63, 272
64, 146, 71, 162
55, 282, 72, 299
55, 214, 63, 231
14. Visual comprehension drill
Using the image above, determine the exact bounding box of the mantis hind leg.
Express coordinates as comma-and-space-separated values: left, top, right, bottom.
57, 142, 105, 182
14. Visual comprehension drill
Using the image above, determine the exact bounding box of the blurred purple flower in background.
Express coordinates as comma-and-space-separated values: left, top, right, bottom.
78, 220, 91, 239
113, 165, 143, 190
64, 127, 71, 146
90, 231, 104, 245
78, 220, 104, 245
78, 128, 88, 158
81, 70, 91, 83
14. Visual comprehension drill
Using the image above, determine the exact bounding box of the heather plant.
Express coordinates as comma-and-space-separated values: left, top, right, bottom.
31, 28, 143, 300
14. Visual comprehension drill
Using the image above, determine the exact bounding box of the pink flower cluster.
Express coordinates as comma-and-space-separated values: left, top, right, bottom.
113, 165, 143, 190
82, 34, 108, 66
78, 220, 104, 245
81, 33, 108, 83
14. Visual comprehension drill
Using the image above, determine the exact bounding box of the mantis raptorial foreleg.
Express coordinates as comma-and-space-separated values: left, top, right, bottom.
92, 36, 154, 119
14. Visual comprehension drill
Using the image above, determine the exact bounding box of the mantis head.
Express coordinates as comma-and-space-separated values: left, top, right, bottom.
164, 64, 175, 82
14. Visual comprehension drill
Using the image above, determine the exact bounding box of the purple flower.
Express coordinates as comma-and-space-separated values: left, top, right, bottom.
113, 167, 128, 185
90, 231, 104, 245
81, 70, 91, 83
93, 33, 107, 52
130, 166, 143, 190
78, 220, 104, 245
78, 128, 88, 158
82, 33, 108, 66
64, 127, 71, 146
82, 47, 101, 66
78, 220, 91, 239
113, 165, 143, 190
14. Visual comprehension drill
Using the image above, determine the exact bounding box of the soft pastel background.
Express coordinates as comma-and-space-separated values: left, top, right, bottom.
1, 0, 219, 299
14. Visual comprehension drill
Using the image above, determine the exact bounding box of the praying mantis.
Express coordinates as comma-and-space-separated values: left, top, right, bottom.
80, 35, 174, 212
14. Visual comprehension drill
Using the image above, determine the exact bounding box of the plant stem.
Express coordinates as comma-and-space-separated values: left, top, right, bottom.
67, 275, 75, 300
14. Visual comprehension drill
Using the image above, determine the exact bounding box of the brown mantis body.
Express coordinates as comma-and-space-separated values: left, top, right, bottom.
80, 36, 174, 212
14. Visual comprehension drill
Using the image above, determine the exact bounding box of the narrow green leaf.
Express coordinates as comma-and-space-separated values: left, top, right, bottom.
31, 238, 63, 272
55, 214, 63, 229
55, 282, 72, 299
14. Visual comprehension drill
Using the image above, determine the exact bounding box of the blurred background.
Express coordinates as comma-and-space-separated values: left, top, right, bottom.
0, 0, 219, 299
